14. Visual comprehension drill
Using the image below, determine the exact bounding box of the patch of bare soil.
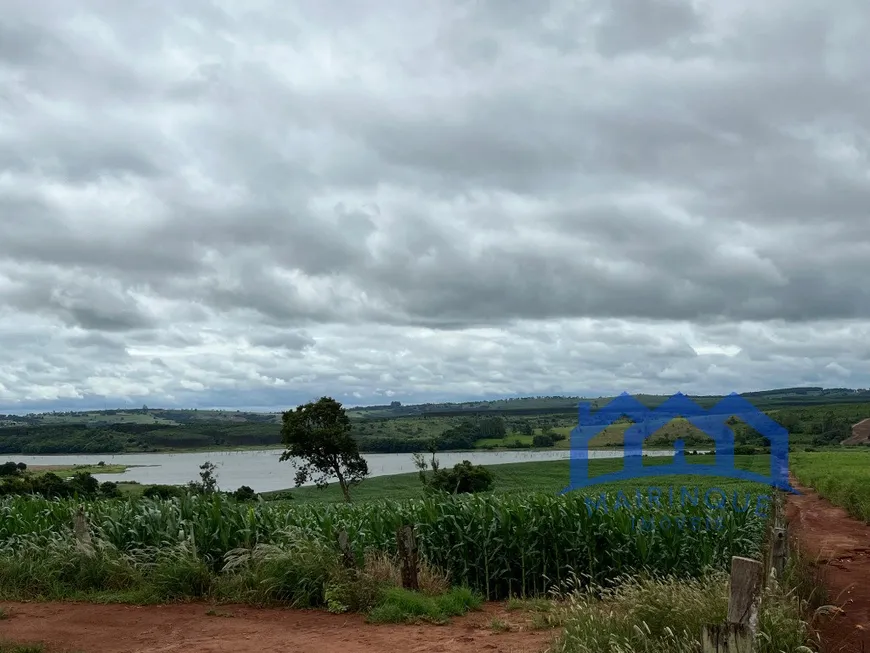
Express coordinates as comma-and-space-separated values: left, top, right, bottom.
787, 477, 870, 652
0, 601, 554, 653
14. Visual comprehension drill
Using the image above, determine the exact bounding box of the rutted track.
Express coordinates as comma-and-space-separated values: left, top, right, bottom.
787, 477, 870, 653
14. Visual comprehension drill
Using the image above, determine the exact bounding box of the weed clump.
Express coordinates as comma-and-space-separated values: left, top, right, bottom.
366, 586, 482, 624
550, 568, 820, 653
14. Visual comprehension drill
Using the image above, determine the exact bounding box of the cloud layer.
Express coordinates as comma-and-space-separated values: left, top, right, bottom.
2, 0, 869, 410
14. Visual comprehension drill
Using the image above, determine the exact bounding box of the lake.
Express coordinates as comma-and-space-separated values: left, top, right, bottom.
10, 448, 679, 493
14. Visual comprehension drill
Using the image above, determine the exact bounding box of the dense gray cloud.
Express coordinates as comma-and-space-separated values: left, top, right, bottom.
1, 0, 869, 411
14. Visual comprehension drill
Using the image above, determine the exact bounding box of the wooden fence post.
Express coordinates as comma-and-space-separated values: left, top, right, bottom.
396, 525, 419, 591
770, 527, 788, 580
337, 530, 356, 569
73, 506, 92, 547
761, 489, 790, 589
701, 556, 763, 653
73, 506, 95, 558
773, 490, 788, 579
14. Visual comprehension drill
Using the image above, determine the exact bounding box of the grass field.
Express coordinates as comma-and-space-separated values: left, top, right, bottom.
275, 453, 768, 503
37, 411, 179, 426
474, 419, 737, 450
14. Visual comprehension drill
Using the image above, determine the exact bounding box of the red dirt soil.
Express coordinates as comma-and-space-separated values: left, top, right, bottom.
0, 601, 553, 653
787, 478, 870, 653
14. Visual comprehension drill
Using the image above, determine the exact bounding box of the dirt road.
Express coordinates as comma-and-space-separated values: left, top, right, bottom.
787, 479, 870, 653
0, 601, 552, 653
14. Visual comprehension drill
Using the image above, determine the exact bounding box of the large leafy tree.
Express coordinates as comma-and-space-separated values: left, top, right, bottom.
279, 396, 369, 502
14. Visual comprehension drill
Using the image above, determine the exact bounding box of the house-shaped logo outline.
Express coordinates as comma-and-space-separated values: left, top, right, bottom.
560, 391, 797, 494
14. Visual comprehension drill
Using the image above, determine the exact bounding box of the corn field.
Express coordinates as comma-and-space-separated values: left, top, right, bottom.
0, 492, 766, 600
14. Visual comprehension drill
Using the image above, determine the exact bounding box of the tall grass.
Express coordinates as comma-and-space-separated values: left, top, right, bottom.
550, 568, 818, 653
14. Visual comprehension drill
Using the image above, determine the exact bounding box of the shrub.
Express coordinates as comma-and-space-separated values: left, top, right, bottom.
0, 463, 20, 478
99, 482, 121, 499
68, 472, 100, 497
231, 486, 257, 502
532, 434, 556, 447
142, 485, 185, 500
428, 461, 494, 494
0, 472, 101, 499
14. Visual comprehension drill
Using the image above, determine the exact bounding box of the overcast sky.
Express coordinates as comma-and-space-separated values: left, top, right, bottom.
2, 0, 869, 412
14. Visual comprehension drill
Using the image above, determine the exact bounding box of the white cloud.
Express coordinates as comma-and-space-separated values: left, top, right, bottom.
1, 0, 869, 411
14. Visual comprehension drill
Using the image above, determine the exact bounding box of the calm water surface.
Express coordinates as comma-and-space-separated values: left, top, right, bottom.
10, 449, 678, 493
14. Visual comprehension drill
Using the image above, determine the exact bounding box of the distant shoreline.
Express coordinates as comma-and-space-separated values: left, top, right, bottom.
1, 443, 660, 457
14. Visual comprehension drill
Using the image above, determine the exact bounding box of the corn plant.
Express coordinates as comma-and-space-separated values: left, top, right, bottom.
0, 489, 767, 600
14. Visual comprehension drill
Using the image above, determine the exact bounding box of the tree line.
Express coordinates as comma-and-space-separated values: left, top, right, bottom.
0, 402, 866, 455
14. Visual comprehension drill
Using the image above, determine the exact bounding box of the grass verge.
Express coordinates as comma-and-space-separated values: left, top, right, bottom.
366, 587, 482, 624
548, 565, 820, 653
0, 530, 480, 624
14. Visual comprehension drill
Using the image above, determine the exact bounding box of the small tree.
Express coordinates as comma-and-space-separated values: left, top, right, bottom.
412, 438, 440, 486
280, 396, 369, 502
188, 461, 218, 494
